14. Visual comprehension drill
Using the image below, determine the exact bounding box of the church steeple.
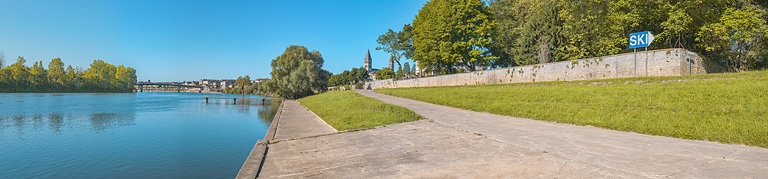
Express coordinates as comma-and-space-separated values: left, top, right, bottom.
364, 49, 372, 71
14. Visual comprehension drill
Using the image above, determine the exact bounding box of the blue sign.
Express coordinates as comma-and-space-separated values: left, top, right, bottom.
629, 31, 655, 49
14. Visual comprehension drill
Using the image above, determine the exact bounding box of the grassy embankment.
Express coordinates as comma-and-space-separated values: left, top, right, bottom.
298, 91, 421, 131
376, 71, 768, 148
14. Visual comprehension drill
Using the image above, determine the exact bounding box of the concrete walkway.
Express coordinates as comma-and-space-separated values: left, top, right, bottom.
356, 90, 768, 178
271, 100, 337, 140
255, 91, 768, 178
237, 100, 337, 179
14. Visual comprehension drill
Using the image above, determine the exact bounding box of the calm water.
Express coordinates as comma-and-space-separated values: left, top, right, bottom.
0, 92, 278, 178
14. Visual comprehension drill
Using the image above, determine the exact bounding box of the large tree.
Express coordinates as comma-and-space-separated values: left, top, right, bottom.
47, 57, 66, 90
268, 45, 329, 99
83, 59, 116, 91
376, 24, 416, 74
8, 57, 30, 90
697, 5, 768, 71
412, 0, 497, 74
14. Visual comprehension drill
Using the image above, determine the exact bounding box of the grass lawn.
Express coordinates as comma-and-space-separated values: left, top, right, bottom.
376, 71, 768, 148
298, 90, 421, 131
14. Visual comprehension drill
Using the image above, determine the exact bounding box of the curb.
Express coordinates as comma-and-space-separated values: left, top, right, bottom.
236, 100, 284, 179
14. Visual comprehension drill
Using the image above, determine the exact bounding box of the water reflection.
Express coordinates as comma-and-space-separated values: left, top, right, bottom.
88, 113, 136, 131
205, 98, 281, 125
0, 112, 136, 138
48, 113, 64, 133
257, 100, 282, 125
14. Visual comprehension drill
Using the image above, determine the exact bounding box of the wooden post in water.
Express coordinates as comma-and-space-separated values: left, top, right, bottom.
205, 97, 209, 103
234, 98, 237, 103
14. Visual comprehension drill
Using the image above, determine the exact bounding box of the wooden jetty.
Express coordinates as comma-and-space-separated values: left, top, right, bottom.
201, 96, 281, 104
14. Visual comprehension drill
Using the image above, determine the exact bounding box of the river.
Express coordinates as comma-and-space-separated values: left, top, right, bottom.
0, 92, 277, 178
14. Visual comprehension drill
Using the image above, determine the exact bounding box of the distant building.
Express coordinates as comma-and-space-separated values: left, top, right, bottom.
199, 79, 235, 92
253, 78, 269, 83
364, 50, 379, 80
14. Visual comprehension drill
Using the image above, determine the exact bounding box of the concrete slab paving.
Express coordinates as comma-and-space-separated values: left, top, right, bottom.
271, 100, 337, 140
260, 120, 635, 178
354, 90, 768, 178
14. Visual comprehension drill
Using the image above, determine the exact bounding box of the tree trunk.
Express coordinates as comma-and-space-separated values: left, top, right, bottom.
538, 36, 551, 64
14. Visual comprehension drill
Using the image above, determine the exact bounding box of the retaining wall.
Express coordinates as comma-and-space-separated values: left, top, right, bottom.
366, 48, 728, 89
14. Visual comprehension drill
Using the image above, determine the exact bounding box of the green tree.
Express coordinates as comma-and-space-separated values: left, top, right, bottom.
115, 65, 137, 92
697, 5, 768, 71
399, 24, 415, 60
64, 65, 79, 90
8, 57, 30, 91
375, 68, 395, 80
376, 29, 403, 69
0, 53, 8, 90
376, 24, 416, 74
268, 45, 329, 99
412, 0, 497, 74
227, 75, 255, 94
47, 57, 66, 90
83, 60, 117, 91
29, 61, 48, 91
403, 62, 411, 75
235, 75, 253, 87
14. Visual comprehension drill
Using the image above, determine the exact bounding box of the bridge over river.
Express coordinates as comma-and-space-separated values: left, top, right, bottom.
135, 82, 204, 92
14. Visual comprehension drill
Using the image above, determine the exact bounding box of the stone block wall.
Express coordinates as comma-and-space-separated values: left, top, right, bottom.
366, 48, 727, 89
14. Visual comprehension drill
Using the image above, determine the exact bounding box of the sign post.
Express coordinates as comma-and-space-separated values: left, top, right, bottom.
629, 31, 655, 76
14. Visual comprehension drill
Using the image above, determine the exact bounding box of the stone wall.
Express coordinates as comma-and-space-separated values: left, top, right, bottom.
366, 48, 728, 89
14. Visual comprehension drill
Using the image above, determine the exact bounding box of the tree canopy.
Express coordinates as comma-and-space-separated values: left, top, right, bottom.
262, 45, 330, 99
488, 0, 768, 71
412, 0, 498, 75
376, 24, 415, 74
391, 0, 768, 75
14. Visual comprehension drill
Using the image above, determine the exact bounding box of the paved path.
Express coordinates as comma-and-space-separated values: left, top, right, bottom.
272, 100, 337, 140
238, 100, 337, 179
356, 90, 768, 178
256, 91, 768, 178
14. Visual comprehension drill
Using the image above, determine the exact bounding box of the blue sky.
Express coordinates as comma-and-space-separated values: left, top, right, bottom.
0, 0, 426, 82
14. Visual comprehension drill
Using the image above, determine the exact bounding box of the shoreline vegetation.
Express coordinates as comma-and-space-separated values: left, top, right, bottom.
298, 91, 420, 131
0, 56, 137, 93
376, 71, 768, 148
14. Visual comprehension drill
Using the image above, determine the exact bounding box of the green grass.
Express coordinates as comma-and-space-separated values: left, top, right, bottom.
298, 90, 421, 131
376, 71, 768, 148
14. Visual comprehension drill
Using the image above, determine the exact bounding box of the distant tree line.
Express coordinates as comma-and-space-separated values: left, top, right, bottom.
0, 55, 137, 93
375, 0, 768, 75
223, 75, 274, 96
327, 67, 368, 88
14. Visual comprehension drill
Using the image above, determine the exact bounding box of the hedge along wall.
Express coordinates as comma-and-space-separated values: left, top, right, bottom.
366, 48, 729, 89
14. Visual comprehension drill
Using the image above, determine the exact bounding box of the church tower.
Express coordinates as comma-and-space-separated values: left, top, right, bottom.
364, 49, 372, 71
388, 55, 394, 70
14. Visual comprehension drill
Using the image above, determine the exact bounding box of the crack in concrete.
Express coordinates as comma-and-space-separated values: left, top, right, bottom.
665, 148, 748, 178
554, 160, 569, 179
